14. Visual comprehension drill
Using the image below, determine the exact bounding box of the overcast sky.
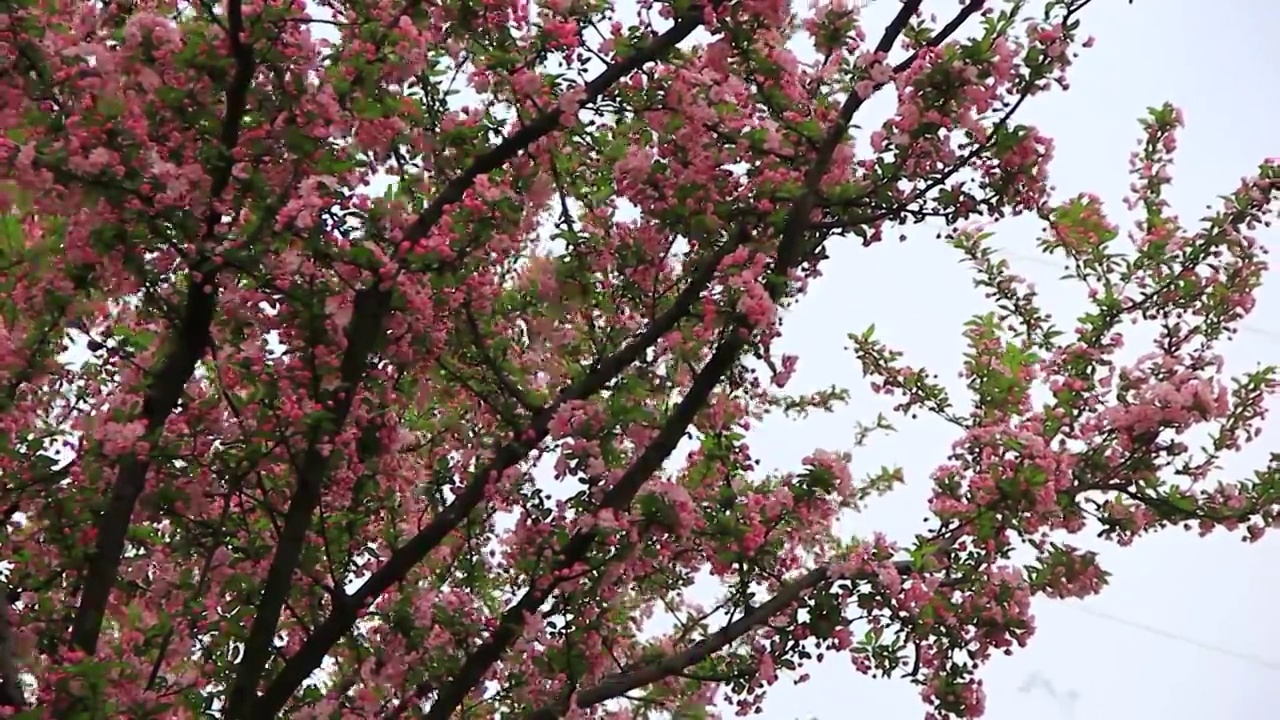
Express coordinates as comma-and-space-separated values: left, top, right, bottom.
750, 2, 1280, 718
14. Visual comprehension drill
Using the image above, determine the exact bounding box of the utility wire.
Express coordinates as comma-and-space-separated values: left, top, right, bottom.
1066, 603, 1280, 671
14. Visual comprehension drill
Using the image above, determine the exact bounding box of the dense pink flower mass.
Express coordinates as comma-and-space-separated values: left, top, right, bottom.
0, 0, 1277, 717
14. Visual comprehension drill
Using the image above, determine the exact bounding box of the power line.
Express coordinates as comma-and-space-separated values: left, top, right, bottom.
1017, 607, 1278, 719
1065, 603, 1280, 671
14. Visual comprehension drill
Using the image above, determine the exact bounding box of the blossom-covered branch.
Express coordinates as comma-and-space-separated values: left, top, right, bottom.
1, 0, 1275, 718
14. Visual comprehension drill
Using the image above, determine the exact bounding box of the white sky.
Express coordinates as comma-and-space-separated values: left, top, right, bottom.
751, 1, 1280, 718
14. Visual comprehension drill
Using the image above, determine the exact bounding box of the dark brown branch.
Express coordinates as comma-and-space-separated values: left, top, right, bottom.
67, 263, 221, 657
534, 532, 963, 719
524, 560, 917, 719
254, 222, 748, 718
412, 1, 996, 715
0, 584, 23, 711
462, 302, 542, 414
65, 0, 257, 661
260, 0, 992, 712
222, 286, 391, 718
237, 11, 712, 718
141, 159, 306, 691
418, 321, 759, 720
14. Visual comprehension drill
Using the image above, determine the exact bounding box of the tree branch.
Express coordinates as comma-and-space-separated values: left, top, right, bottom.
67, 263, 221, 656
524, 560, 919, 719
222, 286, 392, 718
254, 221, 748, 718
239, 10, 711, 718
414, 326, 752, 719
410, 1, 998, 715
462, 301, 542, 414
259, 0, 991, 712
0, 584, 24, 711
65, 0, 258, 659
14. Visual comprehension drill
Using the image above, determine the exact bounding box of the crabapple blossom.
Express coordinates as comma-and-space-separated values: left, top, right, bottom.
0, 0, 1277, 718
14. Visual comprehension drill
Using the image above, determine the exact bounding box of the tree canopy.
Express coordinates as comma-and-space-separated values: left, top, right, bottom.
0, 0, 1276, 717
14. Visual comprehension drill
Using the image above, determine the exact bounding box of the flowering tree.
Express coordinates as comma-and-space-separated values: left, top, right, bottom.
0, 0, 1277, 717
